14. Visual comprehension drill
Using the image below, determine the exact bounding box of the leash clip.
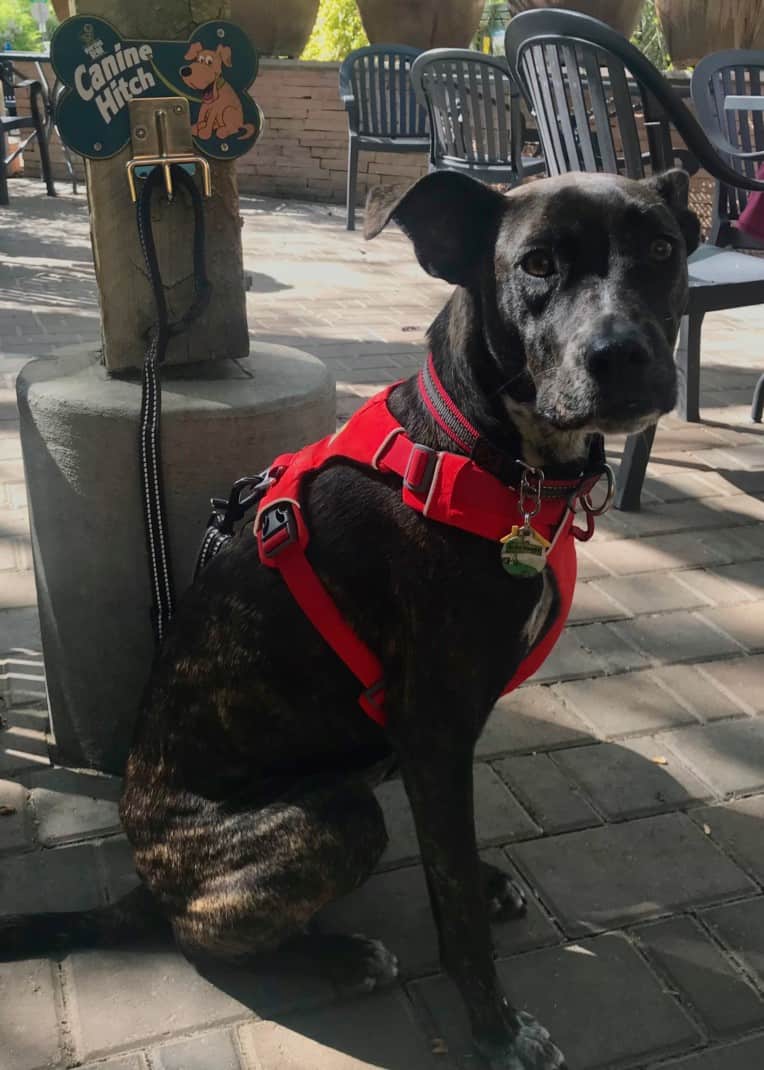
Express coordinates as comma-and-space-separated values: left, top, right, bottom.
518, 464, 544, 523
127, 97, 212, 202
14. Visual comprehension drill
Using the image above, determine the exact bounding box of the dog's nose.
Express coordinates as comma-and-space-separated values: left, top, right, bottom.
180, 66, 192, 77
585, 328, 651, 381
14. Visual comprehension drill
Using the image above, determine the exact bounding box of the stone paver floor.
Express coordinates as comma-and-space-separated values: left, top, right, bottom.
1, 179, 763, 1069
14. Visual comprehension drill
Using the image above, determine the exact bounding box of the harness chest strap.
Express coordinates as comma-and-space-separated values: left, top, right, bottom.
255, 385, 602, 727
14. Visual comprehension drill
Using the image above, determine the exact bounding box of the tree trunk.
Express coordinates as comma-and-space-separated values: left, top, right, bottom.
656, 0, 764, 67
510, 0, 644, 37
357, 0, 485, 49
230, 0, 320, 57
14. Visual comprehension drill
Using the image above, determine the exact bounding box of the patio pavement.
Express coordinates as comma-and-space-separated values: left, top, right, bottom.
1, 179, 764, 1070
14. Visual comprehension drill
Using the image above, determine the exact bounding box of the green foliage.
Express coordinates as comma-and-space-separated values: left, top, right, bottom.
631, 0, 671, 70
0, 0, 43, 50
301, 0, 368, 62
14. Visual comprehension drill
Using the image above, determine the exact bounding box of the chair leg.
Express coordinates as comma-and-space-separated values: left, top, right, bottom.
675, 311, 703, 422
346, 138, 359, 231
0, 125, 9, 206
752, 372, 764, 423
614, 423, 657, 512
31, 87, 56, 198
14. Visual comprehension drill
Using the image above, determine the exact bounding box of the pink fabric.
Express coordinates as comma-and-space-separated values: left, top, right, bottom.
735, 162, 764, 241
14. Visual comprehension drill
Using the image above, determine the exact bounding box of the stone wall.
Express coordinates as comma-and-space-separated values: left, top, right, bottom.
12, 58, 429, 205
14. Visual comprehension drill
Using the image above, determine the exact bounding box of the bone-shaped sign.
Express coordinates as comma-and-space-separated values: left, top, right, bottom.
51, 16, 262, 161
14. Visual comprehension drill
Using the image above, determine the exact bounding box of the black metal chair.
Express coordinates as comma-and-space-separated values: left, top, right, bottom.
506, 9, 764, 509
409, 48, 545, 186
0, 56, 56, 206
339, 44, 429, 230
692, 50, 764, 421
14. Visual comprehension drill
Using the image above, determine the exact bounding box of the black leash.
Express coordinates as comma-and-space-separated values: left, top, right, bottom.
136, 164, 211, 643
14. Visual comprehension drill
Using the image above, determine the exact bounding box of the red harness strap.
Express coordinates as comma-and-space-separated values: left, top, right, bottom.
255, 380, 603, 727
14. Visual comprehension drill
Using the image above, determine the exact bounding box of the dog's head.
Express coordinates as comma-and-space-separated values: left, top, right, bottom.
180, 43, 232, 91
366, 170, 700, 436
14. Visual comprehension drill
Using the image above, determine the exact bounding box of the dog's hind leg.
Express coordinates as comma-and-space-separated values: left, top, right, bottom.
164, 778, 396, 991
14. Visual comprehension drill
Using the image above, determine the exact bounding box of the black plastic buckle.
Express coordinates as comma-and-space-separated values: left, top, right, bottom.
259, 502, 298, 559
403, 443, 438, 496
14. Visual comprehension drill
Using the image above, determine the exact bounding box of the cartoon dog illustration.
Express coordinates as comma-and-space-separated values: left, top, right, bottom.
181, 42, 256, 141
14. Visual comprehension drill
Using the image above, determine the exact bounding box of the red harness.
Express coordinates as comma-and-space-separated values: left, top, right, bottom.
254, 358, 608, 727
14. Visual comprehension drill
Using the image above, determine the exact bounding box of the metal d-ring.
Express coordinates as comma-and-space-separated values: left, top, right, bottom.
581, 464, 615, 517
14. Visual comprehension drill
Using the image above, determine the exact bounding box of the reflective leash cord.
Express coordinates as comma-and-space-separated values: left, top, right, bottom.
136, 164, 211, 644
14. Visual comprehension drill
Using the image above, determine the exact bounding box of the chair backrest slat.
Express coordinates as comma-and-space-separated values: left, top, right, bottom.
411, 48, 525, 174
340, 45, 426, 139
561, 43, 598, 171
547, 44, 580, 171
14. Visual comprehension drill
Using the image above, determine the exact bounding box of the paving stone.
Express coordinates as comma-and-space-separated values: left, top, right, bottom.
609, 611, 744, 664
153, 1028, 243, 1070
698, 602, 764, 653
575, 546, 611, 580
529, 629, 608, 683
97, 834, 141, 902
492, 753, 602, 833
0, 958, 63, 1070
690, 796, 764, 883
663, 719, 764, 797
0, 842, 104, 915
375, 765, 538, 868
635, 915, 764, 1038
66, 944, 332, 1060
554, 672, 699, 739
81, 1059, 147, 1070
413, 932, 699, 1070
554, 739, 714, 820
28, 767, 122, 846
651, 663, 750, 722
569, 621, 651, 673
674, 565, 761, 607
468, 763, 541, 844
659, 1036, 764, 1070
699, 655, 764, 714
0, 777, 31, 853
320, 851, 559, 977
511, 813, 755, 937
0, 705, 50, 775
702, 897, 764, 988
583, 533, 728, 576
238, 990, 438, 1070
476, 685, 595, 757
0, 648, 47, 708
568, 581, 630, 623
592, 572, 710, 615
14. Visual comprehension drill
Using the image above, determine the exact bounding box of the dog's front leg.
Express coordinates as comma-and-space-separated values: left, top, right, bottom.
399, 744, 566, 1069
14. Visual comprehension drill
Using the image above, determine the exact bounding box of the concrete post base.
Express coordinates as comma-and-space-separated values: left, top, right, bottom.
16, 343, 334, 774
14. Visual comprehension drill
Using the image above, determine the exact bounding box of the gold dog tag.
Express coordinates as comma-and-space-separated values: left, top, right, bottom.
500, 525, 550, 578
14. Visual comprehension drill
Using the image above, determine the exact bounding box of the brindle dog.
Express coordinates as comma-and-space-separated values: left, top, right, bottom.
2, 170, 699, 1070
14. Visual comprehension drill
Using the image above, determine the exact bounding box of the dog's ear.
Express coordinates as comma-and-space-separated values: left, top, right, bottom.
217, 44, 233, 67
364, 172, 506, 286
184, 41, 203, 61
643, 169, 701, 255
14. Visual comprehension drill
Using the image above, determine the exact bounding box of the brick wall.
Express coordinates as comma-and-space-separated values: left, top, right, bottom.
12, 58, 429, 205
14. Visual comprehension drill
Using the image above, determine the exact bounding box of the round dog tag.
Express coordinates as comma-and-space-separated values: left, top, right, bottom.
500, 525, 550, 578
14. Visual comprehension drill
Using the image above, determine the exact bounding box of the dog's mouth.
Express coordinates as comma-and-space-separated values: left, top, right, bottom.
538, 393, 675, 435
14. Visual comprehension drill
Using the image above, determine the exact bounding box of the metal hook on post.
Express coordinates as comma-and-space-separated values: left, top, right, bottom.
126, 96, 212, 203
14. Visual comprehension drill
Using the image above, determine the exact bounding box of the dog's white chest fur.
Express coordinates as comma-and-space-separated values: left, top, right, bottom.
520, 569, 555, 650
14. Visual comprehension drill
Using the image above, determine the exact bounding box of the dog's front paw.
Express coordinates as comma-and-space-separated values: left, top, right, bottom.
331, 934, 399, 994
476, 1012, 566, 1069
481, 862, 527, 922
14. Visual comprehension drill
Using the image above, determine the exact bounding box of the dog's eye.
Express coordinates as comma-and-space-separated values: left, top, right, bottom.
649, 237, 674, 262
521, 250, 556, 278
